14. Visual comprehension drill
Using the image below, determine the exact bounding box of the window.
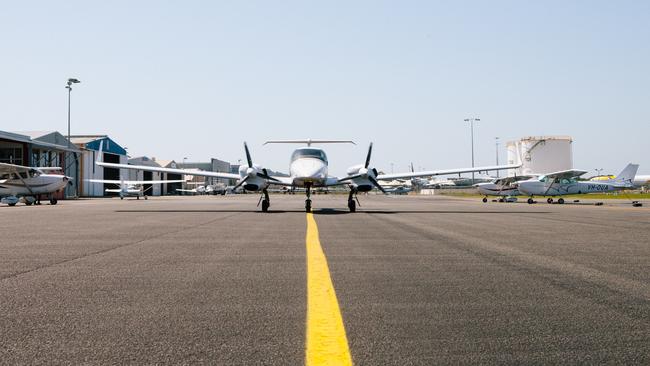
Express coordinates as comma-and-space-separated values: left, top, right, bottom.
0, 147, 23, 165
291, 148, 328, 162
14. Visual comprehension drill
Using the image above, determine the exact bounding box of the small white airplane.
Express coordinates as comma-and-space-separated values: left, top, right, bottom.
0, 163, 71, 206
87, 177, 187, 200
476, 175, 534, 202
96, 139, 519, 212
518, 163, 639, 204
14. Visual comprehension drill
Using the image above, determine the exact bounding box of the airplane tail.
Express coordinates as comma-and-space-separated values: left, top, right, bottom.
612, 163, 639, 188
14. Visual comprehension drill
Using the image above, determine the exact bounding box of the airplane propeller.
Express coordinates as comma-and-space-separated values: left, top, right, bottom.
338, 142, 387, 194
232, 142, 279, 191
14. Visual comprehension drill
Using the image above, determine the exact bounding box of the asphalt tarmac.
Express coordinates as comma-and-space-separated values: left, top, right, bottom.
1, 195, 649, 365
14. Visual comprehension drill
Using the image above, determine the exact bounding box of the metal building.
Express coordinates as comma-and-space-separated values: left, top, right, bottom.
71, 135, 128, 197
507, 136, 573, 176
3, 130, 81, 198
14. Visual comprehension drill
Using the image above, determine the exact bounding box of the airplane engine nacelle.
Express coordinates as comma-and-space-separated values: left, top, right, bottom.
346, 164, 364, 176
354, 182, 373, 192
243, 177, 265, 192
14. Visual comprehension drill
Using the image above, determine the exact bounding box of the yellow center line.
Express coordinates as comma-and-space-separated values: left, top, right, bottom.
305, 213, 353, 366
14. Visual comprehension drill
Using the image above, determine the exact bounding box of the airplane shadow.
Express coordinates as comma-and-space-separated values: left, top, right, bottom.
115, 209, 551, 215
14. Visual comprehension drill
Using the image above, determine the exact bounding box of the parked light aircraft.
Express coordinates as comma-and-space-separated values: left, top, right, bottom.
518, 164, 638, 204
96, 140, 519, 212
87, 177, 187, 199
476, 175, 534, 202
0, 163, 70, 206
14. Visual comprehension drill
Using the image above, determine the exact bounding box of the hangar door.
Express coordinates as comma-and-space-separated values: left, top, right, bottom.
143, 171, 153, 196
103, 153, 120, 196
167, 173, 182, 195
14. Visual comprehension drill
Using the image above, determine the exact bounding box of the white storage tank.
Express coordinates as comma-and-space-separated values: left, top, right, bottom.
506, 136, 573, 176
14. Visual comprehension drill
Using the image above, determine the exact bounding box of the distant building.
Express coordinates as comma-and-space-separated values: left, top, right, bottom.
70, 135, 128, 197
507, 136, 573, 176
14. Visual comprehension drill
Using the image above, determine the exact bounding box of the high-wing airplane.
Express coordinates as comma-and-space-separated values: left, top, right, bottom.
475, 175, 535, 202
518, 163, 638, 204
0, 163, 71, 206
96, 139, 519, 212
87, 178, 187, 200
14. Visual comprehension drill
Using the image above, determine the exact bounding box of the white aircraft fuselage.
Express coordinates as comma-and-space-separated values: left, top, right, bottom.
0, 173, 69, 197
518, 179, 619, 196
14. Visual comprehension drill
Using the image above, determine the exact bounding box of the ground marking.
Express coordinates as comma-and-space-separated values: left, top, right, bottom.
305, 213, 353, 366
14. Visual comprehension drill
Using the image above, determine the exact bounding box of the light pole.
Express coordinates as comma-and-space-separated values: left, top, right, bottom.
464, 117, 480, 183
495, 137, 500, 178
595, 168, 603, 177
65, 78, 80, 197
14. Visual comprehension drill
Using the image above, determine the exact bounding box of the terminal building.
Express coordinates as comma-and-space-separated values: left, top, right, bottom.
507, 136, 573, 176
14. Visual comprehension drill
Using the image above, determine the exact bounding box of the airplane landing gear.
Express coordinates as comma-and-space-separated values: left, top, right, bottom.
49, 197, 58, 205
558, 198, 565, 204
482, 197, 488, 203
347, 188, 358, 212
527, 198, 534, 204
305, 186, 312, 212
547, 198, 553, 204
260, 189, 270, 212
144, 196, 148, 200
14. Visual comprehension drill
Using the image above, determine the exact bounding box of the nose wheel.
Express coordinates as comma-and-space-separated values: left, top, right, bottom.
305, 185, 312, 212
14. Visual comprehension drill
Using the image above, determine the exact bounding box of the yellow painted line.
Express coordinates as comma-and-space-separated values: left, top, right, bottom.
305, 213, 353, 366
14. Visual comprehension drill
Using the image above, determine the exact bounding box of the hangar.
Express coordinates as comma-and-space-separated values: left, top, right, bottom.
127, 157, 183, 196
1, 130, 80, 199
71, 135, 128, 197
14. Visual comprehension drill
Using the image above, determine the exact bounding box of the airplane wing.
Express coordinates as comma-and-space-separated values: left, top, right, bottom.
265, 176, 294, 186
87, 179, 188, 185
176, 188, 198, 193
543, 169, 589, 180
96, 161, 241, 180
376, 164, 521, 181
0, 162, 34, 174
34, 167, 64, 173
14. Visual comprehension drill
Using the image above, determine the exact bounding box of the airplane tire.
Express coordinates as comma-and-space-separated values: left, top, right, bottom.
8, 203, 16, 207
305, 199, 312, 213
527, 198, 534, 204
120, 197, 124, 200
144, 196, 148, 200
262, 199, 269, 212
547, 198, 553, 204
482, 197, 488, 203
348, 200, 356, 212
49, 198, 58, 205
25, 201, 33, 206
558, 198, 565, 204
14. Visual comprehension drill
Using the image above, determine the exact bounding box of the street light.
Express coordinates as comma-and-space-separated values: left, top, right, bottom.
595, 168, 604, 177
65, 78, 80, 197
464, 117, 480, 183
495, 137, 500, 178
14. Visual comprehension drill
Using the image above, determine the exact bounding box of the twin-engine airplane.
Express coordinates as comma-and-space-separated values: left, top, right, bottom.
517, 163, 639, 204
0, 162, 71, 206
96, 139, 519, 212
87, 177, 187, 200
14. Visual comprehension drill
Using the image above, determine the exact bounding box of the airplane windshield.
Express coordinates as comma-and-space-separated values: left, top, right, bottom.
291, 149, 328, 162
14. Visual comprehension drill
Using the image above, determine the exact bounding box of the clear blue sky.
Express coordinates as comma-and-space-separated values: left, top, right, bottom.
2, 1, 648, 176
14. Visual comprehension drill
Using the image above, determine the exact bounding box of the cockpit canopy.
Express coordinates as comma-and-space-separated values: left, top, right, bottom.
538, 175, 576, 184
291, 148, 328, 163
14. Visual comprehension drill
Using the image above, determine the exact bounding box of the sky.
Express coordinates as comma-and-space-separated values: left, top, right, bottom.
1, 1, 649, 176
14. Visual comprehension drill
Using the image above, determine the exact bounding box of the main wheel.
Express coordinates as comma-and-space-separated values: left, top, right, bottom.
305, 199, 312, 213
49, 198, 58, 205
8, 203, 16, 207
348, 200, 356, 212
558, 198, 565, 204
482, 197, 488, 203
262, 199, 269, 212
144, 196, 148, 200
527, 198, 534, 204
25, 200, 33, 206
547, 198, 553, 204
120, 197, 124, 200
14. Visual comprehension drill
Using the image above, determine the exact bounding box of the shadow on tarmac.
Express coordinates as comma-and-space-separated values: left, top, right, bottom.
115, 209, 551, 215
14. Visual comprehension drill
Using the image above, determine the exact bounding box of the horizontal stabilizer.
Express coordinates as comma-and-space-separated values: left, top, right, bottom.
264, 139, 355, 146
